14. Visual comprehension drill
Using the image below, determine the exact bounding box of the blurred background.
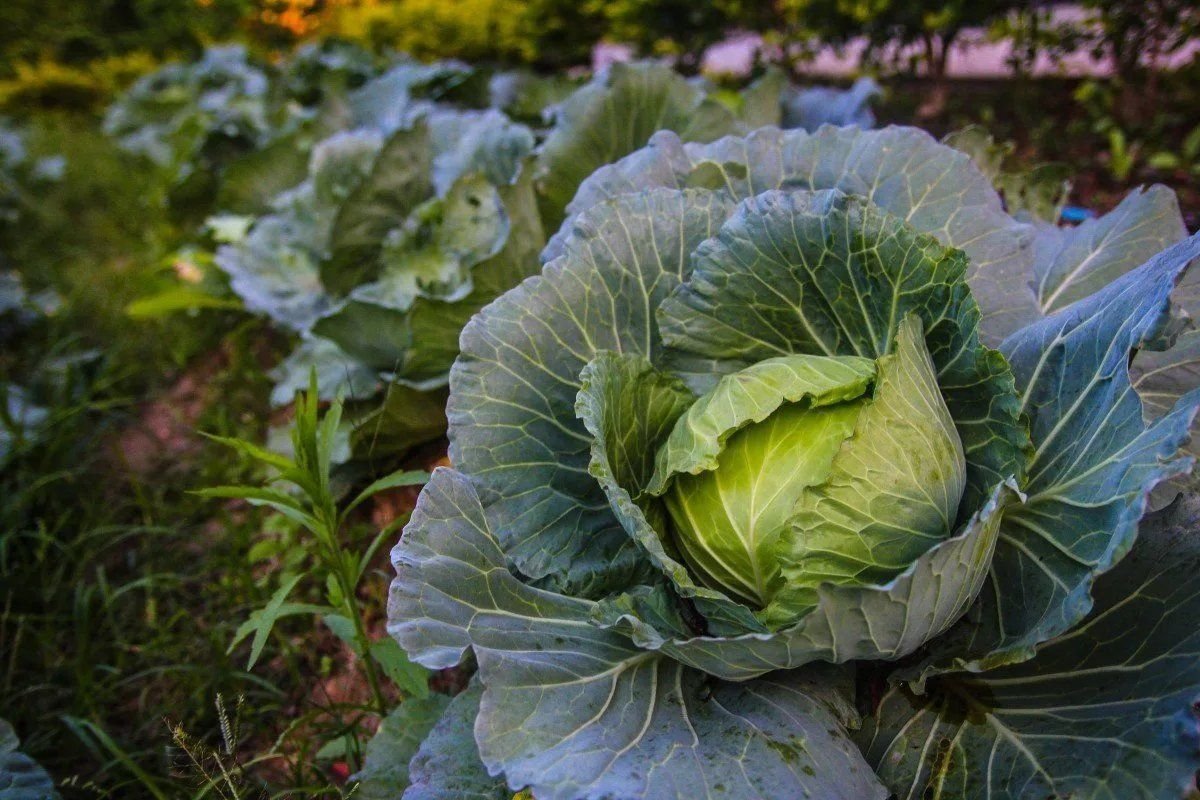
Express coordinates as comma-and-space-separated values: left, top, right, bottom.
3, 0, 1199, 214
1, 1, 1197, 799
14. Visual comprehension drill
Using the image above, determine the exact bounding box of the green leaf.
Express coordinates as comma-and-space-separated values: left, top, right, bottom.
388, 468, 888, 800
229, 575, 326, 670
427, 109, 535, 194
321, 613, 359, 652
324, 123, 433, 293
316, 155, 545, 386
997, 162, 1071, 223
200, 433, 296, 471
0, 718, 60, 800
917, 232, 1200, 676
449, 188, 736, 597
194, 486, 320, 532
268, 337, 379, 409
369, 638, 429, 699
1032, 185, 1186, 316
942, 125, 1011, 181
944, 125, 1070, 224
345, 469, 429, 516
316, 173, 508, 374
214, 206, 333, 333
124, 287, 242, 319
399, 682, 508, 800
600, 480, 1016, 680
217, 128, 314, 215
859, 493, 1200, 800
352, 694, 452, 799
735, 67, 788, 128
349, 383, 448, 463
534, 61, 739, 232
1132, 327, 1200, 502
780, 77, 880, 132
769, 316, 967, 624
314, 738, 349, 761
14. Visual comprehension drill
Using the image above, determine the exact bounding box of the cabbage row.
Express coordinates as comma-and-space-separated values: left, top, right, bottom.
101, 44, 1200, 800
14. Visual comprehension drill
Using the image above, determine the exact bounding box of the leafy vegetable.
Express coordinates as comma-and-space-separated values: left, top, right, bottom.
385, 123, 1200, 799
781, 76, 881, 131
103, 45, 275, 188
0, 718, 60, 800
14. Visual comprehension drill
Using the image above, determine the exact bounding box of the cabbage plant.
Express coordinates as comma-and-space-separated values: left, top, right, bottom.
385, 125, 1200, 799
103, 45, 274, 186
219, 61, 874, 461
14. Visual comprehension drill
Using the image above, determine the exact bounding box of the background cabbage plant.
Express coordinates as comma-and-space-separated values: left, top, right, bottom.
205, 60, 882, 463
385, 124, 1200, 799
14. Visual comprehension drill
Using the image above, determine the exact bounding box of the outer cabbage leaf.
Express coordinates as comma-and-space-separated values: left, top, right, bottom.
0, 718, 59, 800
400, 683, 508, 800
353, 695, 451, 799
1134, 328, 1200, 505
487, 71, 580, 125
1032, 185, 1186, 317
323, 124, 435, 293
913, 232, 1200, 676
388, 468, 887, 800
943, 125, 1070, 225
214, 129, 382, 331
577, 349, 1017, 669
319, 173, 508, 371
858, 492, 1200, 800
427, 110, 535, 196
448, 189, 736, 597
103, 45, 273, 186
346, 60, 474, 133
215, 128, 317, 216
268, 336, 379, 408
279, 40, 379, 109
730, 67, 789, 128
216, 214, 331, 331
349, 383, 449, 463
543, 125, 1029, 295
780, 77, 880, 132
658, 189, 1025, 520
534, 61, 739, 232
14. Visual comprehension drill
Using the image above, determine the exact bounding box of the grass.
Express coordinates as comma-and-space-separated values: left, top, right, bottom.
0, 110, 398, 798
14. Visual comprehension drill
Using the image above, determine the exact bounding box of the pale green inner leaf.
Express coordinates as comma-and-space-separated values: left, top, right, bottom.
767, 314, 967, 626
665, 398, 863, 607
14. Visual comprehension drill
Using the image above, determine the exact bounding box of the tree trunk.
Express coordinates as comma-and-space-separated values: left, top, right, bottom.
916, 31, 953, 120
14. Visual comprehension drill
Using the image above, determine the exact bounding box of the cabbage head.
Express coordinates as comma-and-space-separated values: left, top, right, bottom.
385, 124, 1200, 800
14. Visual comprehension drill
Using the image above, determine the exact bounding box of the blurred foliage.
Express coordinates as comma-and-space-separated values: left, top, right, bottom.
0, 51, 160, 112
327, 0, 602, 68
774, 0, 1026, 117
586, 0, 772, 73
0, 0, 253, 68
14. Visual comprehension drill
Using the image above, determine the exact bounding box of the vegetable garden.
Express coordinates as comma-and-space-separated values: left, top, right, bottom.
2, 4, 1200, 799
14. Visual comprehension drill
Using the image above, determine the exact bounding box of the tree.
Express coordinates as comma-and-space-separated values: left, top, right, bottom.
777, 0, 1024, 118
1074, 0, 1200, 125
588, 0, 774, 74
